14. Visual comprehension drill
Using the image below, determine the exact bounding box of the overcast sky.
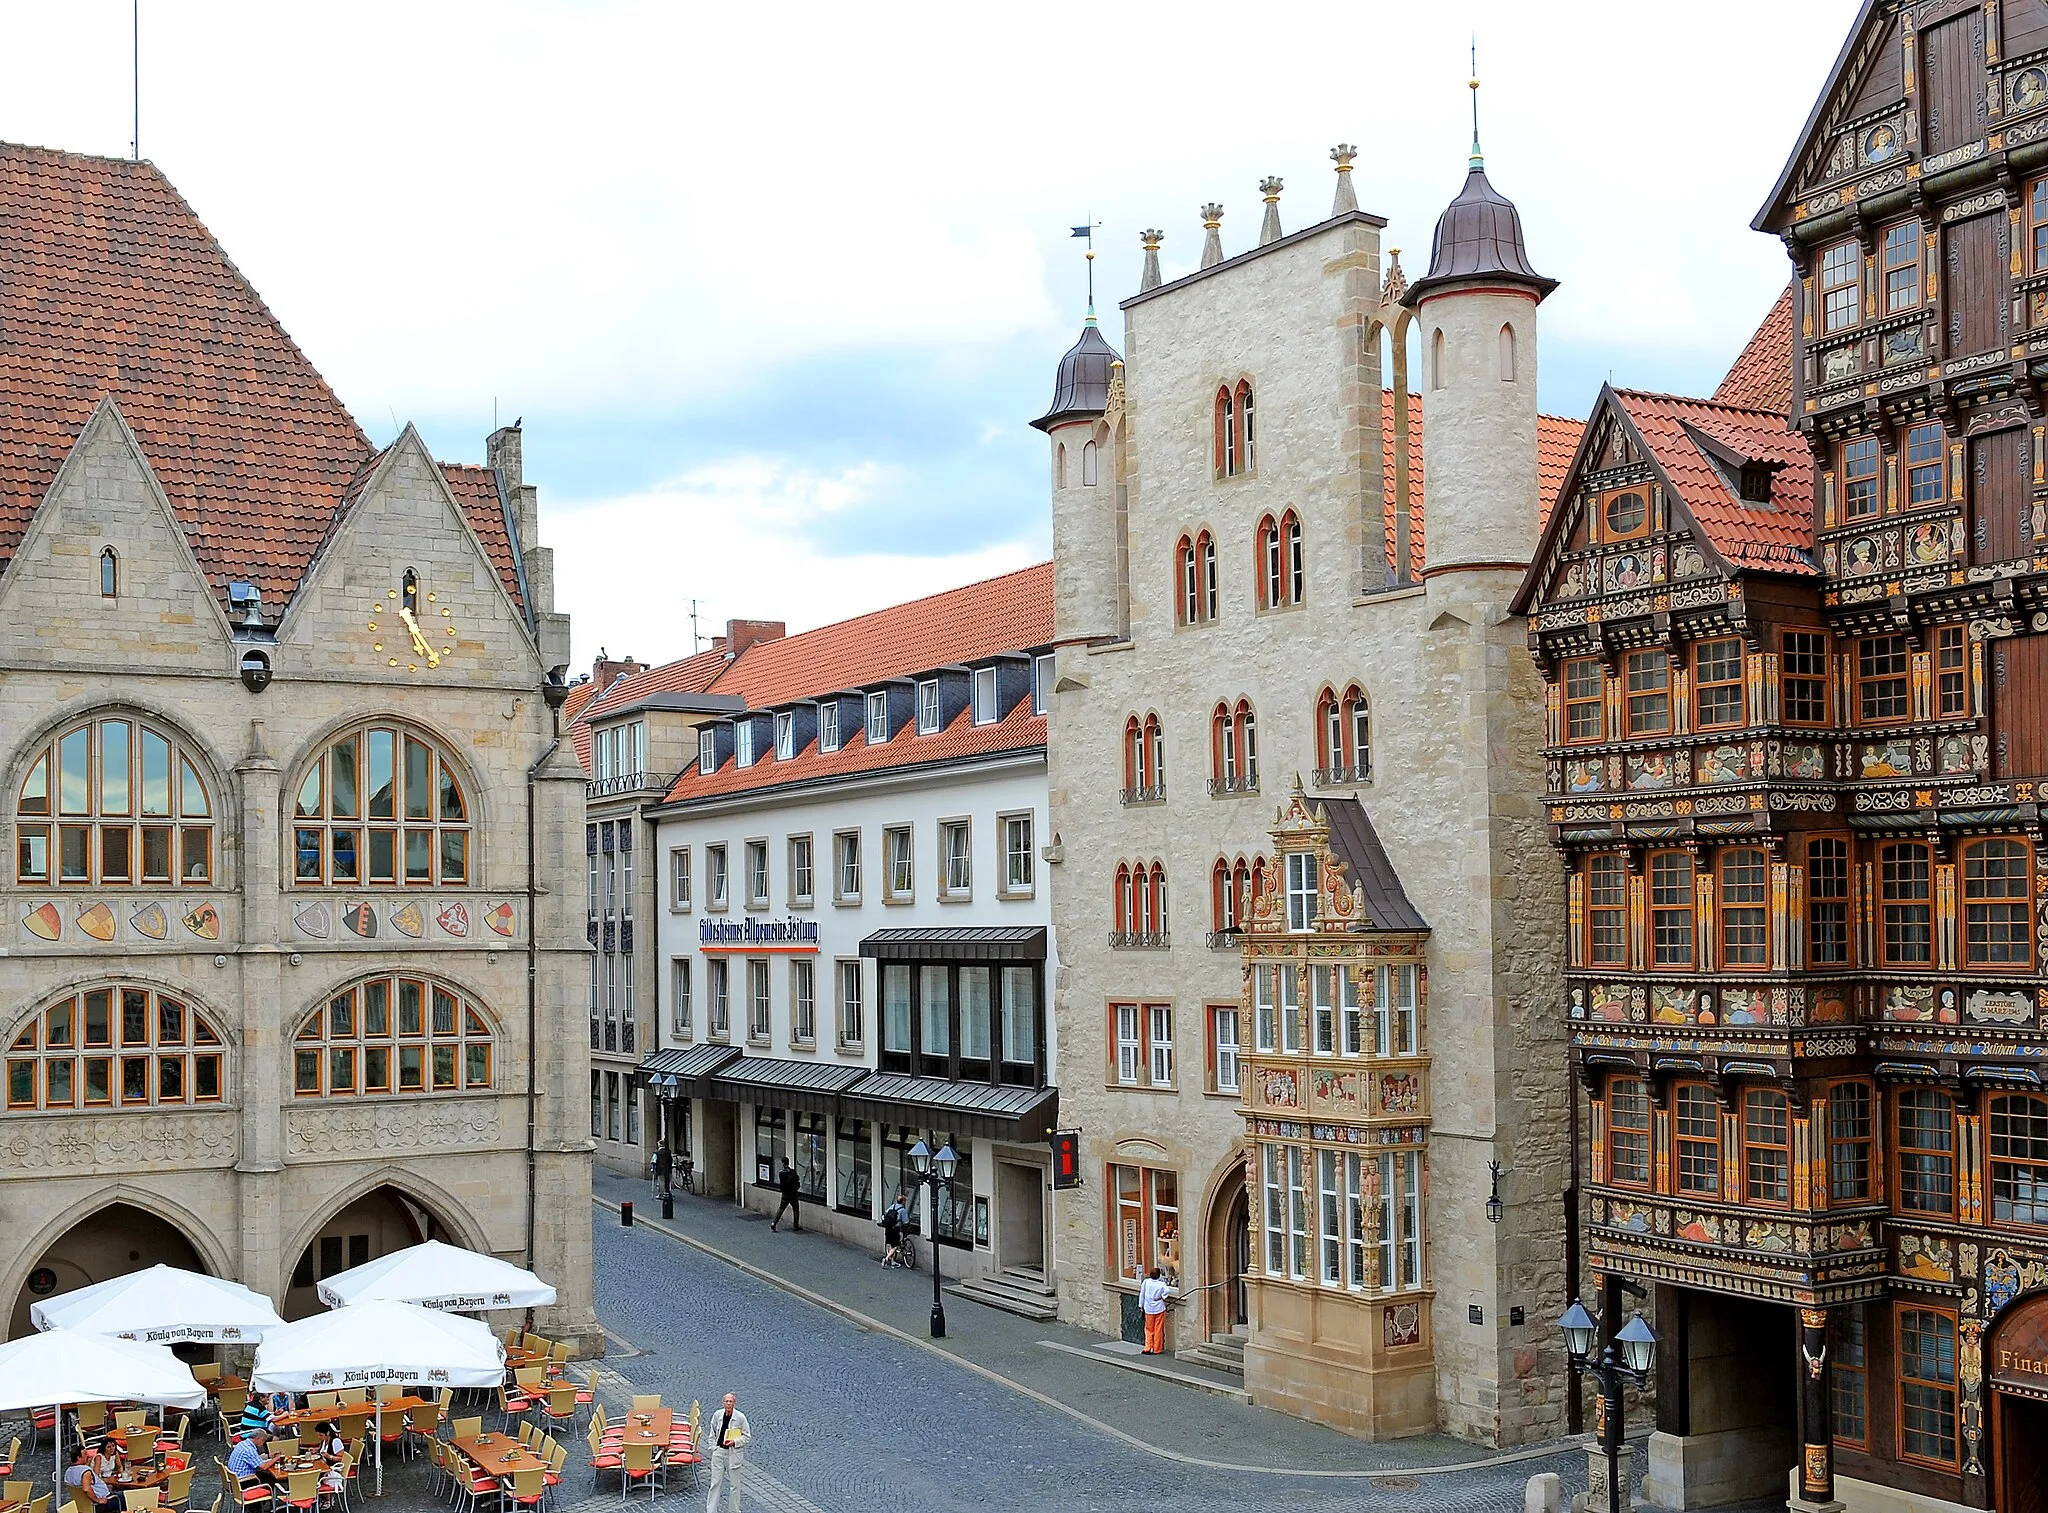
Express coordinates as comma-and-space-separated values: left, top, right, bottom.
2, 1, 1861, 671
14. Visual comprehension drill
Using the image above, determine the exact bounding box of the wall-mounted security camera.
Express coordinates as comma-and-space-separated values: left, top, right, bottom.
240, 649, 272, 693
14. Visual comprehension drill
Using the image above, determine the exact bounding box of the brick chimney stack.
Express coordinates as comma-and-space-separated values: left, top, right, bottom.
722, 619, 788, 660
590, 649, 646, 692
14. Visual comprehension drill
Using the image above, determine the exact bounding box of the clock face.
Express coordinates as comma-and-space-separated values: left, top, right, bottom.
366, 569, 458, 674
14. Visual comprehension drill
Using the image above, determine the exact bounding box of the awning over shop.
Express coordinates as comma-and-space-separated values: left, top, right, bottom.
705, 1056, 868, 1116
858, 926, 1047, 963
635, 1043, 740, 1098
839, 1074, 1058, 1143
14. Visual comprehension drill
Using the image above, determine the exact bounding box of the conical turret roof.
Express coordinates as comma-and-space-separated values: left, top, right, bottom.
1030, 320, 1121, 433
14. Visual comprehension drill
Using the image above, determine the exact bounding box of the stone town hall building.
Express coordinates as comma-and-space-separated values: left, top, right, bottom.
1039, 142, 1583, 1441
1518, 1, 2048, 1508
0, 143, 597, 1345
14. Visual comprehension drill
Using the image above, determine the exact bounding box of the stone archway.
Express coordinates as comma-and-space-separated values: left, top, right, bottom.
8, 1202, 206, 1340
1988, 1289, 2048, 1513
281, 1184, 459, 1321
1202, 1158, 1249, 1342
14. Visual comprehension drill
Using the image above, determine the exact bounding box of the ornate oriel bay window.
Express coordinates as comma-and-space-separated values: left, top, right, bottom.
1235, 784, 1434, 1433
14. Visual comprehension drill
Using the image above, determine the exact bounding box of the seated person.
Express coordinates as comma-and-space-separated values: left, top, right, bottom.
64, 1445, 116, 1513
236, 1395, 270, 1441
225, 1427, 280, 1489
312, 1423, 347, 1494
89, 1440, 120, 1481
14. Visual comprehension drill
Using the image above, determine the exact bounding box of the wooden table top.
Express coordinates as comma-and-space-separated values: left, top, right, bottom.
503, 1348, 550, 1371
101, 1466, 168, 1493
610, 1409, 670, 1448
451, 1434, 548, 1481
270, 1396, 429, 1431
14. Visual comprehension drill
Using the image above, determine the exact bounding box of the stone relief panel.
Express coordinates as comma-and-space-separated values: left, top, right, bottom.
285, 1098, 506, 1160
0, 1111, 238, 1173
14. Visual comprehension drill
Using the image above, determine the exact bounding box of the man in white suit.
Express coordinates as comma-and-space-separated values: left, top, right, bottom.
704, 1391, 750, 1512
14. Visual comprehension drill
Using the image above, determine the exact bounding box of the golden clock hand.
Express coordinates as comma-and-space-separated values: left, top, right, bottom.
398, 607, 431, 657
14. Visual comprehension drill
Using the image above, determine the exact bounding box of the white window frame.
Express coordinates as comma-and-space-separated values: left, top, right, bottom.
669, 846, 691, 912
789, 834, 814, 907
709, 958, 730, 1039
940, 819, 972, 899
775, 711, 795, 761
818, 700, 840, 754
1032, 653, 1053, 715
1147, 1003, 1174, 1087
735, 719, 754, 768
1254, 965, 1276, 1052
837, 959, 864, 1046
1319, 1148, 1342, 1285
834, 829, 861, 902
748, 958, 771, 1042
1114, 1003, 1143, 1086
866, 691, 889, 745
706, 844, 729, 911
1285, 851, 1318, 933
1311, 966, 1335, 1055
698, 727, 716, 775
791, 958, 815, 1045
745, 839, 769, 909
1000, 812, 1034, 896
1376, 964, 1419, 1056
1341, 966, 1364, 1055
1287, 1146, 1310, 1279
672, 957, 692, 1038
1263, 1145, 1285, 1275
1210, 1005, 1240, 1094
885, 825, 913, 901
972, 666, 999, 726
916, 679, 942, 735
1280, 965, 1303, 1054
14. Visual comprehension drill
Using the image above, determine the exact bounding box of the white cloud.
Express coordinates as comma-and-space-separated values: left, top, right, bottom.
543, 460, 1039, 668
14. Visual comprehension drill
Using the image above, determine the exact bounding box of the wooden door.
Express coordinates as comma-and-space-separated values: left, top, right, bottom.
1947, 212, 2009, 358
1993, 634, 2048, 778
1972, 427, 2033, 565
1997, 1394, 2048, 1513
1923, 9, 1988, 157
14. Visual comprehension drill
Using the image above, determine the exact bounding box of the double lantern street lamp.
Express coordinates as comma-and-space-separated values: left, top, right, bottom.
1560, 1301, 1658, 1513
908, 1137, 959, 1339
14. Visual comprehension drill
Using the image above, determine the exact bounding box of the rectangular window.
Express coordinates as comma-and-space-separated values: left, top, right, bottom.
1287, 1146, 1309, 1280
941, 820, 972, 897
1820, 238, 1860, 333
709, 958, 730, 1039
791, 959, 815, 1044
624, 1084, 640, 1145
1987, 1094, 2048, 1226
707, 845, 728, 910
1001, 966, 1038, 1070
745, 840, 769, 908
698, 728, 716, 775
1906, 422, 1946, 507
1310, 966, 1335, 1055
1744, 1089, 1790, 1205
1002, 813, 1034, 894
1808, 837, 1851, 966
1109, 1165, 1181, 1286
885, 826, 913, 899
1379, 1150, 1423, 1291
671, 958, 692, 1038
1858, 635, 1911, 723
1674, 1083, 1721, 1196
880, 964, 912, 1054
1964, 839, 2032, 967
1374, 965, 1417, 1056
670, 846, 691, 910
1279, 965, 1303, 1054
1147, 1004, 1174, 1087
834, 1117, 872, 1213
591, 1071, 602, 1138
774, 711, 794, 761
1608, 1078, 1651, 1187
837, 960, 863, 1045
1625, 650, 1671, 735
866, 691, 889, 745
834, 830, 861, 901
1693, 639, 1745, 729
1781, 630, 1830, 725
1829, 1082, 1874, 1202
917, 679, 942, 734
605, 1071, 620, 1142
1719, 849, 1769, 966
748, 959, 770, 1041
1881, 843, 1933, 964
789, 835, 814, 907
1210, 1006, 1240, 1094
734, 719, 754, 768
1032, 653, 1053, 715
1897, 1307, 1959, 1469
1841, 436, 1881, 520
1318, 1149, 1342, 1285
1882, 220, 1921, 313
1263, 1146, 1284, 1274
1896, 1090, 1956, 1216
972, 666, 999, 725
1936, 625, 1968, 719
1649, 851, 1694, 968
1564, 658, 1604, 742
818, 700, 840, 753
2035, 177, 2048, 274
1831, 1308, 1868, 1448
1285, 851, 1317, 932
1113, 1003, 1142, 1085
1253, 966, 1276, 1053
1339, 967, 1364, 1056
1587, 854, 1628, 967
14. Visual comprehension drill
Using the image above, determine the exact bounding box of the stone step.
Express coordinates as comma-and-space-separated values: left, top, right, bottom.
948, 1274, 1061, 1322
1175, 1332, 1247, 1377
1000, 1263, 1049, 1288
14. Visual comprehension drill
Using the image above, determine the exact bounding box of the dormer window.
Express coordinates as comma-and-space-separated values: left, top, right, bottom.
866, 692, 888, 745
698, 728, 716, 776
916, 679, 942, 735
775, 711, 794, 761
1284, 852, 1317, 933
972, 667, 999, 726
1738, 464, 1774, 505
819, 701, 841, 754
735, 719, 755, 768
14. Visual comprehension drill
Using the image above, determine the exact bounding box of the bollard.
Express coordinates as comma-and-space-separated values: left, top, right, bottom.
621, 1200, 634, 1227
661, 1189, 674, 1220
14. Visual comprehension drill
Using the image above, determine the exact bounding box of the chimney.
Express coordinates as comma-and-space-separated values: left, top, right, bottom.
1139, 229, 1164, 293
1199, 204, 1225, 269
1258, 178, 1284, 246
591, 648, 646, 693
723, 619, 788, 660
1330, 145, 1358, 215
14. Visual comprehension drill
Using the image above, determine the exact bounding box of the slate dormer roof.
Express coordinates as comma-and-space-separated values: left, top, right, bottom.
1323, 797, 1428, 933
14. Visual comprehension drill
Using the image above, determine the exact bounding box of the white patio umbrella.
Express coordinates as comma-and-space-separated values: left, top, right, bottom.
31, 1264, 285, 1344
0, 1328, 205, 1496
314, 1240, 556, 1312
250, 1299, 503, 1495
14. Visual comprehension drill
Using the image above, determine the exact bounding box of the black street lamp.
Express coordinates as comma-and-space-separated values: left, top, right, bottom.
1561, 1301, 1656, 1513
908, 1136, 958, 1339
1484, 1159, 1504, 1226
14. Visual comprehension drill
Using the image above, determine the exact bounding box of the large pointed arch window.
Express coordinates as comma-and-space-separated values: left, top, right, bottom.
16, 717, 213, 886
294, 724, 470, 886
6, 985, 226, 1110
293, 974, 495, 1096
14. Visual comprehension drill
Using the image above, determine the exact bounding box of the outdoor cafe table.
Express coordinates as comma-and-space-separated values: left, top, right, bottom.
609, 1409, 670, 1450
502, 1349, 552, 1374
450, 1433, 548, 1482
101, 1465, 169, 1496
270, 1396, 430, 1433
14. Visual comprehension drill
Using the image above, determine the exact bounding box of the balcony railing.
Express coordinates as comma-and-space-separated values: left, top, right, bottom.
1207, 775, 1260, 798
1119, 784, 1167, 807
586, 772, 648, 798
1312, 762, 1372, 787
1109, 930, 1171, 950
1205, 929, 1241, 950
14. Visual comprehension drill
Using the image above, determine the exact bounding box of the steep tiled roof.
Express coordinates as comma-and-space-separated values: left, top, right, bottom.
1369, 394, 1582, 574
439, 464, 523, 615
0, 142, 522, 612
1712, 285, 1795, 416
1614, 389, 1816, 575
568, 647, 731, 775
702, 562, 1055, 710
1537, 414, 1582, 526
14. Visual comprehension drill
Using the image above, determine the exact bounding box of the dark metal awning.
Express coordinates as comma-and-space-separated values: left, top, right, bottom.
838, 1074, 1058, 1143
705, 1056, 868, 1116
858, 926, 1048, 963
635, 1043, 740, 1096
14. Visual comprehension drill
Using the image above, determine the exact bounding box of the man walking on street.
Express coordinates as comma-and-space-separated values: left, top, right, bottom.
653, 1142, 674, 1195
704, 1390, 750, 1513
1139, 1265, 1172, 1355
770, 1157, 802, 1231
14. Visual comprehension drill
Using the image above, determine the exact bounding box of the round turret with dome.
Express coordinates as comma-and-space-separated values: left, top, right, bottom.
1035, 299, 1123, 644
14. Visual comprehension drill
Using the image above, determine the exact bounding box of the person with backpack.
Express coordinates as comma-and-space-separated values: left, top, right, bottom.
770, 1157, 802, 1232
879, 1191, 908, 1267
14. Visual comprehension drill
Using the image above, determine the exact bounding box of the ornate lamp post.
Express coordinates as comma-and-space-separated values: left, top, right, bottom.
1561, 1301, 1656, 1513
908, 1137, 958, 1338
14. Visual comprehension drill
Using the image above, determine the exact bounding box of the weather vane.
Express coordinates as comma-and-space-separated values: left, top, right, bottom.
1071, 220, 1102, 319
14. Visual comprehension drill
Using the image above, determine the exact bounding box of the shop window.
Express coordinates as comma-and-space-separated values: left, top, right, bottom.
834, 1117, 872, 1215
1896, 1088, 1956, 1217
1987, 1093, 2048, 1228
1963, 838, 2032, 968
1896, 1306, 1959, 1470
290, 976, 492, 1097
1743, 1088, 1791, 1206
1606, 1076, 1651, 1187
1828, 1082, 1874, 1202
1110, 1164, 1181, 1285
5, 985, 225, 1110
753, 1106, 786, 1184
1673, 1082, 1720, 1196
18, 716, 213, 887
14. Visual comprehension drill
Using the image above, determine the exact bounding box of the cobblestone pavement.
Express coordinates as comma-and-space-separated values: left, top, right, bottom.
589, 1170, 1682, 1512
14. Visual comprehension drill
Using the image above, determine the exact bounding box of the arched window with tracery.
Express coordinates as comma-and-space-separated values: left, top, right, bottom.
293, 723, 471, 886
1314, 684, 1371, 785
1179, 532, 1218, 625
6, 984, 226, 1110
16, 715, 214, 887
1216, 388, 1236, 478
1212, 857, 1245, 942
1211, 700, 1259, 795
292, 974, 495, 1097
100, 548, 119, 599
1258, 514, 1303, 608
1122, 714, 1164, 803
1236, 381, 1255, 471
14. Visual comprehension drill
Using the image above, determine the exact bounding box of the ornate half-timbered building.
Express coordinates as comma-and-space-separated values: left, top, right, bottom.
1515, 3, 2048, 1509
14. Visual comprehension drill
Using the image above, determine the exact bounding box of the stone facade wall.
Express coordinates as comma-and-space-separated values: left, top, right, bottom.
0, 410, 598, 1349
1045, 212, 1566, 1444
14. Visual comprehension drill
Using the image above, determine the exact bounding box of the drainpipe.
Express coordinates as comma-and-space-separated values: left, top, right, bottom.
1566, 1057, 1582, 1435
526, 711, 567, 1271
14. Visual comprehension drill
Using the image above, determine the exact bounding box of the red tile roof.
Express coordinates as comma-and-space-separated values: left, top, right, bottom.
1712, 285, 1795, 416
0, 142, 523, 613
569, 647, 732, 774
1369, 394, 1582, 574
1613, 389, 1816, 575
439, 463, 524, 616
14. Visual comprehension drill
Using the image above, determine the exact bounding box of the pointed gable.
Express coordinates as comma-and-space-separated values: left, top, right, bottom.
1612, 391, 1816, 575
1754, 1, 1909, 230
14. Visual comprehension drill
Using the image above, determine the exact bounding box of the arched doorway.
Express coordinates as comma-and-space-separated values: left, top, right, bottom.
1989, 1289, 2048, 1513
283, 1186, 451, 1320
9, 1203, 206, 1339
1203, 1161, 1249, 1342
